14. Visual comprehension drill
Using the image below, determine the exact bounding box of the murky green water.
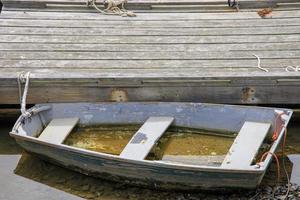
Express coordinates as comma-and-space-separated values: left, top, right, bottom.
64, 125, 234, 163
1, 117, 300, 199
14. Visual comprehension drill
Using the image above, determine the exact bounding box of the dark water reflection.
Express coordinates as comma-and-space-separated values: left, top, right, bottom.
1, 117, 300, 200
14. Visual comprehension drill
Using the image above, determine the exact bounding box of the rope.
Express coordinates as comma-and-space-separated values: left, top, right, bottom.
87, 0, 136, 17
259, 151, 281, 183
253, 54, 269, 72
17, 73, 23, 106
11, 105, 52, 134
12, 71, 51, 134
17, 72, 31, 118
255, 115, 291, 200
281, 126, 291, 200
285, 65, 300, 72
272, 112, 285, 141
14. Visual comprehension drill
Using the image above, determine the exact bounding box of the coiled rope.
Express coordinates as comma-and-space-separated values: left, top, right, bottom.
87, 0, 136, 17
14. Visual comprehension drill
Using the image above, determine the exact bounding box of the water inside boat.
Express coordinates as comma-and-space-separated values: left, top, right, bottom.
64, 125, 236, 166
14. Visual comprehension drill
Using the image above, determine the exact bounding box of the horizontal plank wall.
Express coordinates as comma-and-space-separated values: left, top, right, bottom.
0, 0, 300, 104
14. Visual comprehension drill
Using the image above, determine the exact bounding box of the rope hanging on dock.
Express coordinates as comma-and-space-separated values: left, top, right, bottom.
13, 72, 51, 133
87, 0, 136, 17
17, 72, 31, 118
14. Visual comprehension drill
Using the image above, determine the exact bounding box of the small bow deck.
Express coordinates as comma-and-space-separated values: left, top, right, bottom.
0, 0, 300, 104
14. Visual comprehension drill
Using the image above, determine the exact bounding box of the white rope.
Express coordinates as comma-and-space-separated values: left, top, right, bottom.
17, 72, 31, 118
285, 65, 300, 72
87, 0, 136, 17
253, 54, 269, 72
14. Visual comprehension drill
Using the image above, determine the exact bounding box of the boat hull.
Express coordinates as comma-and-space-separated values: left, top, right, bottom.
10, 102, 293, 190
15, 137, 262, 191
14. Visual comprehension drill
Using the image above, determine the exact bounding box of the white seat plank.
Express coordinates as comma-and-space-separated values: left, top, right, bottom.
38, 118, 79, 144
221, 121, 271, 169
120, 117, 174, 160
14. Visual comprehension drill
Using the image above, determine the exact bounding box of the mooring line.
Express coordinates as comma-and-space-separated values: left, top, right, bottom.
17, 71, 31, 118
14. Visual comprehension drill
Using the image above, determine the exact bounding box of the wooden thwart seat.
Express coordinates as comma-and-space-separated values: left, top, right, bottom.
120, 117, 174, 160
38, 118, 79, 144
221, 121, 271, 169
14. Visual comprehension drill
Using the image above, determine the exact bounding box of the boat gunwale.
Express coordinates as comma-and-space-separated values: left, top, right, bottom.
9, 102, 293, 173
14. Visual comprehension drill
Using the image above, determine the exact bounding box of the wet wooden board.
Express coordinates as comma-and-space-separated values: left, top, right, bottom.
120, 117, 174, 160
221, 121, 271, 169
38, 118, 79, 144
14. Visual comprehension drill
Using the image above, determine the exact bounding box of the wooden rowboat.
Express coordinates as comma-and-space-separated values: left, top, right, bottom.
10, 102, 292, 190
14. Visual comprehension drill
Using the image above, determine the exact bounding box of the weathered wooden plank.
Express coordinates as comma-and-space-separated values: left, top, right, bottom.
1, 50, 299, 60
1, 0, 230, 7
4, 6, 300, 14
4, 0, 300, 5
2, 0, 299, 10
2, 6, 238, 13
1, 18, 300, 28
1, 59, 300, 70
221, 121, 271, 169
1, 26, 299, 36
1, 81, 300, 104
6, 0, 298, 5
38, 118, 79, 144
1, 43, 299, 52
2, 10, 300, 20
0, 35, 299, 44
120, 117, 174, 160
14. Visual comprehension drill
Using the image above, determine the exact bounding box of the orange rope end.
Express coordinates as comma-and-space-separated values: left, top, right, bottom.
272, 113, 285, 141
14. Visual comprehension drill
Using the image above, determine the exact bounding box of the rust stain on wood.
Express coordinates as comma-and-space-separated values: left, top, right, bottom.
241, 87, 258, 103
110, 89, 128, 102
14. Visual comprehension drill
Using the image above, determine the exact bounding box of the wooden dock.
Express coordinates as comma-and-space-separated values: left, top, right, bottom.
0, 0, 300, 104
